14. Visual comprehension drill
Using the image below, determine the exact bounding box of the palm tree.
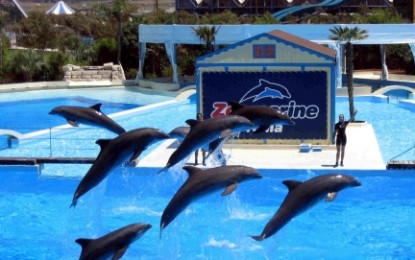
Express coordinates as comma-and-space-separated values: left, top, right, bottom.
329, 26, 368, 121
95, 0, 135, 64
192, 25, 220, 54
0, 15, 3, 73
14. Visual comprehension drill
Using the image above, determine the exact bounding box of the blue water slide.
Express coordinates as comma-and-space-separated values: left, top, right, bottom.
273, 0, 344, 21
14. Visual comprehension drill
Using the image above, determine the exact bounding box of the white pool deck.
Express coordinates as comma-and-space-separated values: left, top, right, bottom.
137, 122, 386, 170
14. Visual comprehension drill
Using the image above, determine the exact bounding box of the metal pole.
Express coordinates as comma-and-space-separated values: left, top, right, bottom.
49, 128, 52, 157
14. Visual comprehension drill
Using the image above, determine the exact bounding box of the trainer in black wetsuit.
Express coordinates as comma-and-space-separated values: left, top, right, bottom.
332, 114, 350, 167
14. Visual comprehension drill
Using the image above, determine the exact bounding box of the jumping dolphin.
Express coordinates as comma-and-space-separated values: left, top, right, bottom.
49, 103, 126, 135
76, 223, 151, 260
229, 101, 295, 134
168, 126, 190, 141
161, 115, 254, 172
250, 174, 361, 241
160, 165, 262, 237
71, 128, 170, 207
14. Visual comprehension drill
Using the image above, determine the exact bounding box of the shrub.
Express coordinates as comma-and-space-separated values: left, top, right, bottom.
92, 37, 117, 65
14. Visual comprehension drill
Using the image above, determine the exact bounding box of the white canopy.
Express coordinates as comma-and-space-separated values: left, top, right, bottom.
138, 24, 415, 84
46, 1, 75, 15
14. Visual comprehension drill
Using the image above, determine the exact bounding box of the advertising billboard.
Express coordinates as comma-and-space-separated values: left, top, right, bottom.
201, 71, 328, 141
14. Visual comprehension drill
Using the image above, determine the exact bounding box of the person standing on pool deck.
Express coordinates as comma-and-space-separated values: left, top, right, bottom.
194, 112, 206, 166
333, 113, 350, 167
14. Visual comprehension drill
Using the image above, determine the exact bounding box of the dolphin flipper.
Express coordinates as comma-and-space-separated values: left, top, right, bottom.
326, 192, 338, 202
206, 128, 234, 158
207, 139, 223, 158
221, 183, 237, 196
68, 120, 79, 127
113, 246, 128, 259
129, 149, 143, 162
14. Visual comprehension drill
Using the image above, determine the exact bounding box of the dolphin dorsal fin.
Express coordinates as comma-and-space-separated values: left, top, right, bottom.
186, 119, 200, 128
282, 180, 303, 191
183, 166, 201, 176
230, 101, 244, 110
90, 103, 102, 112
96, 139, 111, 150
75, 238, 94, 249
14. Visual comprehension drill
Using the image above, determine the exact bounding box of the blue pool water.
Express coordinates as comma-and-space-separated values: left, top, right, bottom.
0, 168, 414, 259
336, 96, 415, 162
0, 96, 138, 133
0, 88, 414, 259
1, 91, 414, 165
0, 87, 173, 133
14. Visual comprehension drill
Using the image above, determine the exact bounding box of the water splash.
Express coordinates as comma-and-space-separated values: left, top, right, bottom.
113, 205, 161, 216
226, 193, 269, 220
205, 237, 237, 249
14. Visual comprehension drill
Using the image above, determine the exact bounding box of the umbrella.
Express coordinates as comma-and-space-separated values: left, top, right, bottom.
46, 1, 75, 15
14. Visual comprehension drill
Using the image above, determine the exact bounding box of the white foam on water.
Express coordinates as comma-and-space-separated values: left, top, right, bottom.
205, 237, 237, 249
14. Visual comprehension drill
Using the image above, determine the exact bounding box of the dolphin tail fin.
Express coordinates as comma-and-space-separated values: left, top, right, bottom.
70, 194, 78, 208
249, 235, 265, 241
158, 167, 168, 174
159, 224, 165, 239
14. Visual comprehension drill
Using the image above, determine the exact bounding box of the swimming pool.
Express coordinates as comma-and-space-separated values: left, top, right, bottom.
0, 88, 414, 259
1, 90, 413, 166
0, 168, 414, 259
336, 96, 415, 162
0, 87, 174, 133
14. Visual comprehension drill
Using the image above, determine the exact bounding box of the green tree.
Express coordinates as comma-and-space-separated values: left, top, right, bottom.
16, 12, 57, 50
8, 50, 44, 82
199, 10, 240, 24
94, 0, 137, 64
254, 12, 280, 24
355, 7, 403, 24
192, 25, 220, 53
0, 14, 3, 73
329, 26, 368, 121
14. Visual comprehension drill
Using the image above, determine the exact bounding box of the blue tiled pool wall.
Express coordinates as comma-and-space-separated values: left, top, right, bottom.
0, 135, 9, 149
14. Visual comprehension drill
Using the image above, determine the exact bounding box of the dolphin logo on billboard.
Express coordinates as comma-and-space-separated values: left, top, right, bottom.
239, 79, 291, 103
